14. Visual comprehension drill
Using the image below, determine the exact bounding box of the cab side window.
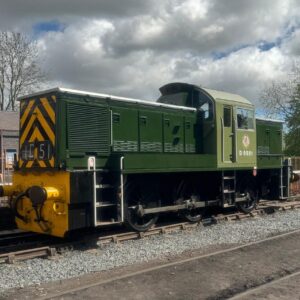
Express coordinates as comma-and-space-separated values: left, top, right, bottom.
194, 91, 214, 120
223, 107, 231, 127
237, 108, 254, 130
199, 102, 210, 119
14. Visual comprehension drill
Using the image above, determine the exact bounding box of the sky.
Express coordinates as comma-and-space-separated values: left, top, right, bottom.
1, 0, 300, 106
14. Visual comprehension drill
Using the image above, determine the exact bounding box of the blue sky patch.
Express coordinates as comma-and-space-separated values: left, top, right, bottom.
212, 44, 251, 60
33, 20, 65, 35
258, 41, 277, 52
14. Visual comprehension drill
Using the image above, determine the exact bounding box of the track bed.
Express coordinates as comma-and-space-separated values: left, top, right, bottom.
33, 229, 300, 300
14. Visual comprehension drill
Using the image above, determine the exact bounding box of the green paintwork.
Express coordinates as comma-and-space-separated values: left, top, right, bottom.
112, 107, 138, 152
163, 113, 184, 153
139, 109, 163, 152
122, 153, 217, 173
184, 114, 197, 153
256, 118, 283, 168
215, 99, 256, 169
18, 83, 284, 174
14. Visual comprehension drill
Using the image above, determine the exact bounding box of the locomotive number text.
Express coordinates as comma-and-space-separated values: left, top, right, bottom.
21, 141, 53, 161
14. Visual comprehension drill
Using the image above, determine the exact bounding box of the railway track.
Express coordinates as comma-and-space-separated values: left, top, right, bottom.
0, 229, 33, 247
0, 198, 300, 264
98, 198, 300, 244
0, 231, 53, 254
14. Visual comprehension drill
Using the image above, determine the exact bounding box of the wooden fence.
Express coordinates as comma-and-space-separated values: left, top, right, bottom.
290, 157, 300, 195
290, 157, 300, 171
0, 156, 14, 185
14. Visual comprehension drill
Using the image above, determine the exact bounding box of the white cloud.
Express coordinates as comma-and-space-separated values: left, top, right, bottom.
282, 28, 300, 57
173, 0, 210, 20
0, 0, 154, 29
1, 0, 300, 108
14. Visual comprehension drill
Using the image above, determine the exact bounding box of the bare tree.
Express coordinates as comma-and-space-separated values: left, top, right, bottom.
261, 61, 300, 155
0, 32, 45, 111
261, 61, 300, 118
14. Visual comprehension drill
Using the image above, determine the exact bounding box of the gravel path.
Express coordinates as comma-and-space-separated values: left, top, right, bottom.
0, 209, 300, 294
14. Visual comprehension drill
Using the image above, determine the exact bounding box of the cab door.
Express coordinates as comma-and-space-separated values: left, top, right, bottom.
222, 105, 234, 162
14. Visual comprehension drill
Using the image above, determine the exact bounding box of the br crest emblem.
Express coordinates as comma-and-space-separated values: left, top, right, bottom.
242, 135, 250, 148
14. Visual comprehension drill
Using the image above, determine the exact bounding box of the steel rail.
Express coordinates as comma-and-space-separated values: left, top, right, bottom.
0, 231, 37, 247
0, 198, 299, 264
98, 199, 300, 245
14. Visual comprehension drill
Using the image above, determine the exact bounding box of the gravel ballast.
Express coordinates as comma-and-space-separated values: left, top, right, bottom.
1, 209, 300, 293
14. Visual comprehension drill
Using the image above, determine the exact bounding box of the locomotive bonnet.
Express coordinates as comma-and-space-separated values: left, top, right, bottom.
0, 83, 291, 237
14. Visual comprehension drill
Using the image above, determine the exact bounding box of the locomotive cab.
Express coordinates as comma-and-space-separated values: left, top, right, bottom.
158, 83, 216, 155
158, 82, 256, 168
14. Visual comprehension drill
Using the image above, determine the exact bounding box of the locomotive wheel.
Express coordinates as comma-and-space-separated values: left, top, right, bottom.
236, 179, 258, 214
176, 179, 204, 223
124, 181, 160, 232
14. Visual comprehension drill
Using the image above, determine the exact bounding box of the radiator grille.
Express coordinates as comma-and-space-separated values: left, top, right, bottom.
67, 103, 110, 154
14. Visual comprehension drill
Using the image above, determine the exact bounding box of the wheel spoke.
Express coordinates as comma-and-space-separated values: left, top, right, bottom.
236, 181, 258, 214
125, 181, 160, 232
176, 180, 204, 223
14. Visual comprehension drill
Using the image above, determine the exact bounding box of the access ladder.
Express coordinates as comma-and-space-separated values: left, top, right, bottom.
88, 156, 123, 226
221, 170, 236, 207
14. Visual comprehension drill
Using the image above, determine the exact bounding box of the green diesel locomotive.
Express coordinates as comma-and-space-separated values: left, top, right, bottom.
0, 83, 290, 237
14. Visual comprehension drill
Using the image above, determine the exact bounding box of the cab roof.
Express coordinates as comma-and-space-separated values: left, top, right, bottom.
201, 87, 253, 106
159, 82, 253, 107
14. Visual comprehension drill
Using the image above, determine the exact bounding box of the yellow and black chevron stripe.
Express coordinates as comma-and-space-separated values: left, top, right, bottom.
19, 95, 56, 168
